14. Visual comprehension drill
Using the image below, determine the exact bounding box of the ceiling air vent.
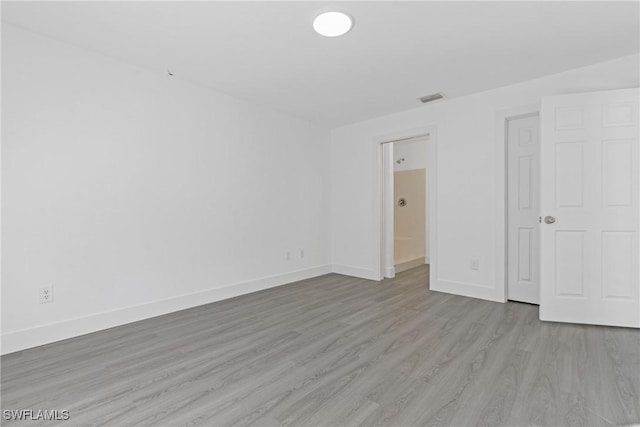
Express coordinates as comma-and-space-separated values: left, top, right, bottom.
419, 92, 445, 104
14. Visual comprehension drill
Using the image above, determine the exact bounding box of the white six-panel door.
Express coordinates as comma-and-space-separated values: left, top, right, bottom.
540, 88, 639, 327
507, 114, 540, 304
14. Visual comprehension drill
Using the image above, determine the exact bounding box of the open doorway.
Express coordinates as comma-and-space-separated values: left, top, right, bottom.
393, 137, 429, 273
381, 133, 432, 279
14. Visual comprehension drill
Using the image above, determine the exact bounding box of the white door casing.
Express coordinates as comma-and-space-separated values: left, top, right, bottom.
382, 142, 395, 278
507, 114, 540, 304
540, 88, 639, 327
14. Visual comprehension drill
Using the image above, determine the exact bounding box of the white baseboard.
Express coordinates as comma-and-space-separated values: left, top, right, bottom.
383, 266, 395, 278
430, 277, 506, 303
331, 264, 381, 281
1, 265, 332, 355
395, 257, 426, 273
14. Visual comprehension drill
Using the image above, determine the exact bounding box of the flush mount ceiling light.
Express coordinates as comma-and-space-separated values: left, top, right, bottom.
313, 11, 354, 37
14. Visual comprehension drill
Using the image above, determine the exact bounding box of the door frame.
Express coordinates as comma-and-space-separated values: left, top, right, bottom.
495, 105, 539, 302
377, 125, 437, 281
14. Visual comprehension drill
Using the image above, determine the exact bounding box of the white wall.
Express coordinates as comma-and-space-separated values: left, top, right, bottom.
330, 54, 639, 299
1, 25, 331, 354
393, 137, 428, 172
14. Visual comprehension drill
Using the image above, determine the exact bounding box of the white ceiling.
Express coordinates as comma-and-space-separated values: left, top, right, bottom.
3, 1, 639, 126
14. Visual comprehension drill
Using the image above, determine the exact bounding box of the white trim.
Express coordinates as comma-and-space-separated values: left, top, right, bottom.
435, 279, 506, 302
495, 104, 540, 303
425, 128, 438, 289
331, 264, 380, 281
1, 265, 331, 355
437, 277, 495, 289
383, 266, 396, 278
381, 143, 395, 278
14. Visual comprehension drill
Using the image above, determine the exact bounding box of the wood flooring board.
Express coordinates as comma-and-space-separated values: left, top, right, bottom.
433, 308, 536, 425
304, 394, 380, 427
380, 305, 523, 425
2, 265, 639, 426
582, 325, 640, 425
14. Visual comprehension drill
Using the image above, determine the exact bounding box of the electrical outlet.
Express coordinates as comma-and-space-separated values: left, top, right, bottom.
39, 285, 54, 304
300, 249, 305, 259
470, 259, 479, 270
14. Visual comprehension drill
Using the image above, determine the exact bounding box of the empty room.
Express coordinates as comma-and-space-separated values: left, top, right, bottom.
1, 1, 639, 426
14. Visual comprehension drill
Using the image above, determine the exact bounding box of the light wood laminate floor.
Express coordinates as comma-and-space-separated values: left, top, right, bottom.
2, 266, 639, 426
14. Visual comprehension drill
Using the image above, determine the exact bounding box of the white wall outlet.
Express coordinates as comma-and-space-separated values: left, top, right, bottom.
300, 249, 305, 259
39, 285, 54, 304
286, 251, 291, 261
470, 259, 479, 270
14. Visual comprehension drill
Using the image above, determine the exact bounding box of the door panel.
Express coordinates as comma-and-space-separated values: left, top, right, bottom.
540, 88, 639, 327
602, 231, 634, 299
555, 142, 585, 207
554, 231, 586, 297
507, 114, 540, 304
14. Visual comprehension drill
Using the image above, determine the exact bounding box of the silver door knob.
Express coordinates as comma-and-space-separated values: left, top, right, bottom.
544, 216, 556, 224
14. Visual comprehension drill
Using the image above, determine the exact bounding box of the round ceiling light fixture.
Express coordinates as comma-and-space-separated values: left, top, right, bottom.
313, 11, 354, 37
